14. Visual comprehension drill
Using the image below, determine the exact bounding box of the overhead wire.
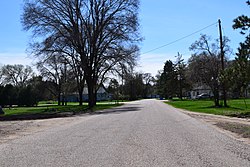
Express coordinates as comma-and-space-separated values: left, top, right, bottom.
141, 21, 219, 55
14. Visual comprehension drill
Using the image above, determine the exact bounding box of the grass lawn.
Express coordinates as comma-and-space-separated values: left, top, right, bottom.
166, 99, 250, 118
0, 101, 123, 120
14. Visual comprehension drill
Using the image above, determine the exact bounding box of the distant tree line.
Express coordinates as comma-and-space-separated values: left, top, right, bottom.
155, 33, 248, 107
0, 84, 36, 107
155, 53, 190, 100
107, 72, 155, 101
0, 63, 156, 107
0, 65, 47, 107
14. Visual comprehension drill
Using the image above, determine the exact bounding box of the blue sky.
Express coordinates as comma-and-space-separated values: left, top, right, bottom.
0, 0, 249, 76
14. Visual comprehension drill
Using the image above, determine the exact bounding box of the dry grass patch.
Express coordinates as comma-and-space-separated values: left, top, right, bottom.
216, 122, 250, 139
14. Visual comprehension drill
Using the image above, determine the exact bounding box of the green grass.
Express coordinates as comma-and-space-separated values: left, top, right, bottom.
2, 105, 87, 116
1, 102, 123, 119
166, 99, 250, 117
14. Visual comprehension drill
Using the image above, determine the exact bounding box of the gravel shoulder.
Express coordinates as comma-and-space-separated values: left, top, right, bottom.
0, 116, 87, 144
0, 103, 250, 145
180, 109, 250, 144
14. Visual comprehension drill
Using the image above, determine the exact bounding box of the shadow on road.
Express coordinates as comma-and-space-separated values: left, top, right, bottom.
93, 104, 142, 115
0, 104, 142, 121
0, 112, 73, 121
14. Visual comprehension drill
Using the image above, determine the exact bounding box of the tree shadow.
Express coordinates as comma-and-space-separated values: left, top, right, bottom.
204, 105, 244, 110
92, 104, 142, 115
0, 112, 74, 121
0, 104, 142, 121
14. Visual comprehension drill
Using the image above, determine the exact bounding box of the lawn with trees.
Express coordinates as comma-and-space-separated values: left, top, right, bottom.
166, 99, 250, 118
0, 101, 123, 121
155, 1, 250, 117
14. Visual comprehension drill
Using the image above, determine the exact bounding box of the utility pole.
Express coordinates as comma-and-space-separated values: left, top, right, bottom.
218, 19, 227, 107
177, 52, 183, 100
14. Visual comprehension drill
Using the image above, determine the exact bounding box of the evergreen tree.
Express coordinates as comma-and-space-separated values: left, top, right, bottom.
156, 60, 177, 99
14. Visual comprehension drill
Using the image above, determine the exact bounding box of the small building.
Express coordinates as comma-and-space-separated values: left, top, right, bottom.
188, 84, 213, 99
64, 86, 111, 102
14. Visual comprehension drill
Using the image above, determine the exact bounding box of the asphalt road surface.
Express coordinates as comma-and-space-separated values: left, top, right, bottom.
0, 99, 249, 167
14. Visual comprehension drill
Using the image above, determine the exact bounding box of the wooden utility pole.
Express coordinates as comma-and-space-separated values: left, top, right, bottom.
218, 19, 227, 107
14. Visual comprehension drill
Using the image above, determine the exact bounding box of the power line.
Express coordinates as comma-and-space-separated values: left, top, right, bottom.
141, 22, 218, 55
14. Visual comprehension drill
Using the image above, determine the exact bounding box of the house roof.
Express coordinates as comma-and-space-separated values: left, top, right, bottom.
82, 86, 107, 94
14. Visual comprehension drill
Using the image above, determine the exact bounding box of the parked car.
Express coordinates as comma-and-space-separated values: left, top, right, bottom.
195, 93, 210, 99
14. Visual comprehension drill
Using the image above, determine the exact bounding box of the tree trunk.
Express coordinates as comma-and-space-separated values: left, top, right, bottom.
62, 95, 65, 106
213, 90, 220, 107
214, 97, 220, 107
87, 79, 97, 109
57, 94, 61, 106
88, 89, 96, 109
179, 79, 183, 100
57, 84, 62, 106
78, 87, 83, 106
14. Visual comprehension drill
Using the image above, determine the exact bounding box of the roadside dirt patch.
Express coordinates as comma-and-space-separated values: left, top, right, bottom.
0, 120, 34, 143
216, 122, 250, 138
181, 110, 250, 144
0, 116, 86, 144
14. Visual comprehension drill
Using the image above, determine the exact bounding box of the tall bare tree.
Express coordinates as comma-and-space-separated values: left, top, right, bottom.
142, 73, 154, 98
188, 53, 221, 106
189, 34, 231, 107
22, 0, 140, 108
1, 64, 34, 87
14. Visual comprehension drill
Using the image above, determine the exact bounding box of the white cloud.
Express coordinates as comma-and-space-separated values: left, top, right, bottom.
140, 53, 175, 62
136, 53, 176, 76
0, 52, 35, 66
136, 62, 164, 76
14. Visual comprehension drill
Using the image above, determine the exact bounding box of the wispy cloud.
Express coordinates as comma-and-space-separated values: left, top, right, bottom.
137, 52, 193, 76
136, 53, 177, 76
136, 61, 164, 76
0, 52, 35, 66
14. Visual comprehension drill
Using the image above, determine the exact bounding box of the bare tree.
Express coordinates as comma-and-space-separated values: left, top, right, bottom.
36, 54, 66, 105
188, 53, 221, 106
64, 50, 86, 106
22, 0, 141, 108
1, 64, 34, 87
142, 73, 154, 98
189, 34, 231, 106
31, 32, 86, 106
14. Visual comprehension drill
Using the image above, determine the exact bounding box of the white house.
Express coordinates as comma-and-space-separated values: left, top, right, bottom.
189, 84, 213, 99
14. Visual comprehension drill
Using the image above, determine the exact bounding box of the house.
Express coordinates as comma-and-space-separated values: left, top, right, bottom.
188, 84, 213, 99
64, 86, 111, 102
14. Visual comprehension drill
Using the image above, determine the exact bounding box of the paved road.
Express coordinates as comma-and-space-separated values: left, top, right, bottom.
0, 99, 249, 167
